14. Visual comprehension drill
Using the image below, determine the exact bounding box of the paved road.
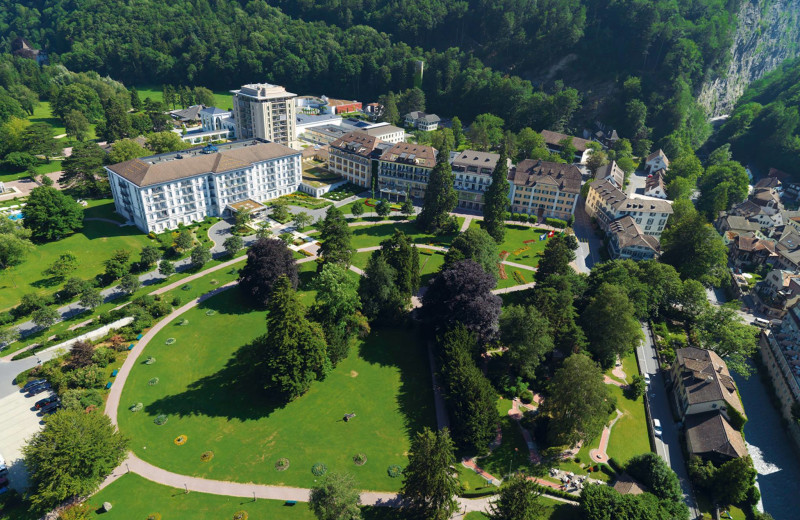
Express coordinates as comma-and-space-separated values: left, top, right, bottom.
636, 322, 700, 519
571, 199, 602, 273
0, 388, 50, 491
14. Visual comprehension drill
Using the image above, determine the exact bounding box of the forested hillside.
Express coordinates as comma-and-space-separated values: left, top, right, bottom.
0, 0, 743, 149
718, 56, 800, 176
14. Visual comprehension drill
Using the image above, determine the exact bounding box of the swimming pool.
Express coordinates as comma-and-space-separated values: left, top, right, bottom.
7, 212, 23, 221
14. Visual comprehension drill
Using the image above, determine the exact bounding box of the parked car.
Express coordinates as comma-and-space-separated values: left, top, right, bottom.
21, 379, 46, 392
27, 383, 51, 396
34, 395, 59, 409
643, 373, 651, 386
0, 452, 7, 477
39, 402, 61, 415
653, 418, 663, 438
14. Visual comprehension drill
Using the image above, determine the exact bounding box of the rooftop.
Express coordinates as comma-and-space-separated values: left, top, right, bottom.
509, 159, 582, 193
199, 106, 231, 116
646, 149, 669, 165
608, 216, 660, 252
589, 178, 674, 214
363, 124, 404, 137
296, 113, 341, 126
452, 150, 508, 172
329, 131, 382, 158
685, 412, 747, 460
540, 130, 592, 152
595, 160, 625, 187
232, 83, 296, 100
405, 111, 440, 123
170, 104, 206, 121
379, 142, 437, 167
613, 473, 648, 496
106, 139, 299, 187
675, 347, 745, 416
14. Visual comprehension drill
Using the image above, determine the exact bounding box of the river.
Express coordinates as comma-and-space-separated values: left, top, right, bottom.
733, 368, 800, 520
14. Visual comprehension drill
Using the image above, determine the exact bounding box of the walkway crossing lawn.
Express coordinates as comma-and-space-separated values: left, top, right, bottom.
348, 219, 464, 249
0, 217, 153, 311
470, 220, 551, 268
117, 288, 436, 491
478, 399, 533, 478
604, 384, 649, 464
88, 473, 315, 519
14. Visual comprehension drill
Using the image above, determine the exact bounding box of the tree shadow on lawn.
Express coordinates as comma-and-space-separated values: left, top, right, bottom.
80, 220, 146, 241
353, 222, 457, 247
357, 325, 437, 440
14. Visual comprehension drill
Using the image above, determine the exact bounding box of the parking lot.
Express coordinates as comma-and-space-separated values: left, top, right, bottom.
0, 386, 51, 491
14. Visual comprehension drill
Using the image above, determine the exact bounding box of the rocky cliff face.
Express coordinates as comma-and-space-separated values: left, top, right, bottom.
698, 0, 800, 117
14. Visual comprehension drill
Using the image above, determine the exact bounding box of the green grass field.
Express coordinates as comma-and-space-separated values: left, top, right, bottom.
604, 384, 650, 464
349, 220, 462, 250
135, 85, 235, 111
117, 284, 435, 491
478, 399, 533, 479
28, 102, 66, 136
470, 220, 550, 268
0, 207, 152, 311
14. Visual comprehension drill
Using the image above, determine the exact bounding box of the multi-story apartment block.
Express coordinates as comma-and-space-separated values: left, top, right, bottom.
585, 179, 673, 238
377, 143, 437, 200
231, 83, 297, 146
328, 131, 386, 188
507, 159, 582, 221
607, 216, 660, 260
363, 124, 405, 144
451, 150, 509, 211
106, 139, 301, 233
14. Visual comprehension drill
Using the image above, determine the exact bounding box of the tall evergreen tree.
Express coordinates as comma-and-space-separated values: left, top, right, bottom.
60, 141, 106, 195
401, 427, 459, 520
378, 91, 399, 124
417, 144, 457, 233
309, 472, 362, 520
98, 98, 132, 142
451, 116, 463, 147
318, 205, 354, 266
358, 253, 404, 321
379, 230, 420, 299
499, 305, 554, 380
483, 147, 510, 243
534, 235, 576, 282
257, 276, 328, 400
311, 263, 367, 366
444, 226, 498, 277
488, 475, 544, 520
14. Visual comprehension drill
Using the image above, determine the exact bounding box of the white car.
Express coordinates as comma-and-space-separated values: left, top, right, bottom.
653, 418, 663, 438
643, 373, 651, 386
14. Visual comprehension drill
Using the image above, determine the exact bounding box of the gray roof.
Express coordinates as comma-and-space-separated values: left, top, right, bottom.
451, 150, 509, 174
685, 412, 747, 460
777, 228, 800, 266
509, 159, 582, 193
608, 216, 660, 252
107, 139, 298, 187
311, 125, 350, 139
364, 124, 403, 137
595, 160, 624, 187
170, 104, 206, 121
329, 131, 382, 158
296, 113, 341, 126
199, 106, 230, 116
675, 347, 744, 416
405, 111, 440, 123
541, 130, 592, 152
589, 179, 673, 214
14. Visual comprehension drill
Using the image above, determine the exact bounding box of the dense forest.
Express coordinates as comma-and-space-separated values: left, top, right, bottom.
717, 56, 800, 177
0, 0, 742, 149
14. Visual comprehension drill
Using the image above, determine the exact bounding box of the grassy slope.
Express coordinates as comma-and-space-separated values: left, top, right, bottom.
135, 85, 235, 111
117, 283, 435, 491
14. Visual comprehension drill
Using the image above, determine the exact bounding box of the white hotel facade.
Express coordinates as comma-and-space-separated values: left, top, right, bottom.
105, 139, 301, 233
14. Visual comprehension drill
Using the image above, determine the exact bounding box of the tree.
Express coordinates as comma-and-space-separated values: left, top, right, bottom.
223, 235, 244, 257
558, 137, 577, 162
98, 98, 132, 142
666, 176, 696, 200
254, 276, 328, 400
0, 232, 33, 270
350, 199, 365, 218
193, 86, 215, 106
626, 374, 646, 400
540, 353, 609, 446
311, 263, 366, 366
712, 456, 756, 506
271, 199, 290, 222
695, 305, 758, 376
293, 211, 312, 231
375, 199, 391, 217
422, 260, 501, 344
500, 305, 554, 380
23, 186, 84, 241
103, 249, 131, 280
451, 116, 463, 147
0, 327, 20, 347
234, 208, 252, 232
582, 283, 643, 368
309, 472, 362, 520
586, 149, 608, 177
44, 252, 78, 280
61, 141, 107, 195
626, 453, 683, 504
190, 245, 211, 268
22, 123, 62, 161
398, 86, 426, 114
516, 128, 547, 160
468, 113, 504, 151
378, 91, 399, 124
22, 409, 128, 511
255, 221, 274, 239
175, 228, 193, 250
32, 306, 60, 329
359, 253, 405, 321
139, 245, 161, 266
438, 325, 498, 452
63, 110, 90, 141
79, 286, 103, 310
483, 147, 510, 243
107, 138, 148, 163
119, 273, 140, 294
661, 200, 728, 286
401, 198, 415, 218
163, 85, 176, 109
401, 427, 459, 520
417, 143, 457, 233
697, 160, 750, 218
145, 131, 186, 153
318, 205, 354, 266
239, 238, 298, 308
534, 235, 575, 282
159, 259, 175, 277
378, 230, 420, 301
130, 87, 142, 111
443, 227, 498, 278
488, 475, 543, 520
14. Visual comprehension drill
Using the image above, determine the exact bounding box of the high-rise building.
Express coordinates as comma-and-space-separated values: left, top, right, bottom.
231, 83, 297, 146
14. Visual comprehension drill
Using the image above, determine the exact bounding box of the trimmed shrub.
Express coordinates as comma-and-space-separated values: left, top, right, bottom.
353, 453, 367, 466
205, 309, 216, 316
144, 356, 156, 365
200, 451, 214, 462
275, 458, 290, 471
165, 338, 176, 345
129, 402, 143, 412
154, 414, 168, 425
387, 465, 403, 478
148, 377, 159, 386
546, 217, 567, 229
311, 463, 327, 476
608, 458, 623, 473
171, 296, 182, 307
520, 390, 534, 404
600, 464, 616, 477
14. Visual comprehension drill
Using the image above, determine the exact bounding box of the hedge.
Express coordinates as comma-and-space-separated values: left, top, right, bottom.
607, 458, 623, 474
532, 482, 581, 502
546, 217, 567, 228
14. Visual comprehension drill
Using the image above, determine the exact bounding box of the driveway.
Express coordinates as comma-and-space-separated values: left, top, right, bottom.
636, 322, 700, 519
0, 388, 52, 491
626, 170, 648, 197
572, 200, 603, 272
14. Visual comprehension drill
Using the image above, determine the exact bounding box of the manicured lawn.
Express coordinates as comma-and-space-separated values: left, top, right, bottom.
117, 287, 436, 491
604, 384, 650, 464
349, 219, 462, 250
0, 158, 64, 183
88, 473, 315, 519
470, 220, 550, 268
465, 513, 489, 520
28, 102, 66, 136
0, 216, 153, 311
134, 85, 235, 111
478, 399, 532, 479
83, 199, 127, 223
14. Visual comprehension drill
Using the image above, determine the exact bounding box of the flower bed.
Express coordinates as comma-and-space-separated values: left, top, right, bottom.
275, 458, 290, 471
205, 310, 216, 316
174, 435, 187, 446
513, 271, 527, 284
144, 357, 156, 365
353, 453, 367, 466
387, 465, 403, 478
148, 377, 159, 386
165, 338, 176, 345
311, 462, 327, 476
498, 263, 508, 280
200, 451, 214, 462
512, 246, 530, 256
154, 414, 168, 425
129, 402, 143, 412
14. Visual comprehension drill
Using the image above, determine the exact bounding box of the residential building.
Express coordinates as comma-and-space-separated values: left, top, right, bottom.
540, 130, 592, 163
177, 107, 236, 145
363, 124, 405, 144
594, 160, 625, 188
644, 169, 668, 199
645, 149, 670, 173
404, 111, 440, 131
303, 124, 350, 145
584, 179, 673, 238
670, 347, 745, 422
727, 235, 777, 268
607, 216, 660, 260
231, 83, 297, 146
11, 37, 47, 65
684, 412, 748, 465
450, 150, 510, 211
105, 139, 301, 233
776, 228, 800, 271
508, 159, 582, 221
758, 326, 800, 452
753, 269, 800, 318
714, 214, 762, 237
328, 131, 385, 188
322, 97, 362, 115
377, 142, 437, 200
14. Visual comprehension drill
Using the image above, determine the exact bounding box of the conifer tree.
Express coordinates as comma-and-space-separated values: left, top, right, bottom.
417, 144, 457, 233
318, 205, 354, 266
401, 427, 459, 520
483, 147, 509, 243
